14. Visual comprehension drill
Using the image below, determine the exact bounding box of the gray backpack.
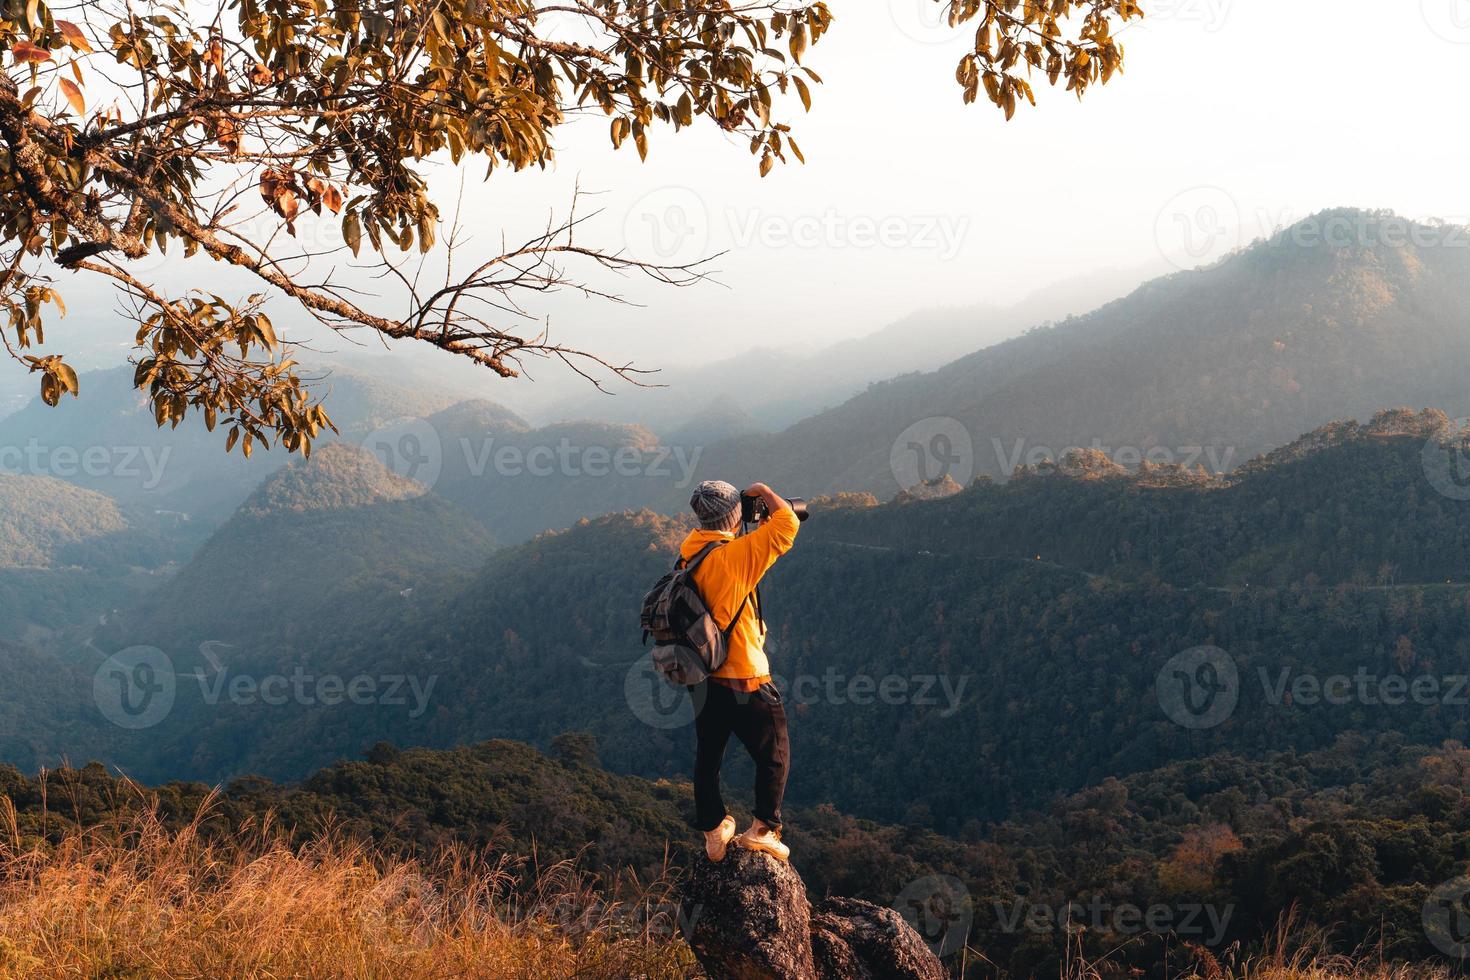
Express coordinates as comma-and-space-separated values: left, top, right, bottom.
640, 542, 755, 686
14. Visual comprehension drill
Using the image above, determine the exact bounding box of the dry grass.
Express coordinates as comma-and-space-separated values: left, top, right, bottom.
1139, 911, 1453, 980
0, 793, 696, 979
1052, 916, 1452, 980
0, 790, 1454, 980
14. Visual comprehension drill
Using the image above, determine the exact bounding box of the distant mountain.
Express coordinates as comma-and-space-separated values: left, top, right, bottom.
693, 209, 1470, 500
0, 364, 463, 526
540, 266, 1152, 435
385, 209, 1470, 542
423, 403, 701, 543
663, 395, 765, 446
0, 474, 179, 635
0, 474, 127, 569
121, 443, 494, 650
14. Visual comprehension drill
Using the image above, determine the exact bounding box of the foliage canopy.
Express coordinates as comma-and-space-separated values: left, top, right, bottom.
0, 0, 1138, 453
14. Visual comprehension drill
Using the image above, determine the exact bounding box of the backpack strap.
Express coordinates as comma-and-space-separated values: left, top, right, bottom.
680, 540, 763, 637
676, 541, 723, 572
722, 589, 753, 636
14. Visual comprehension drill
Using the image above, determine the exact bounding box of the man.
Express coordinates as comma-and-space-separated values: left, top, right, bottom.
683, 479, 800, 863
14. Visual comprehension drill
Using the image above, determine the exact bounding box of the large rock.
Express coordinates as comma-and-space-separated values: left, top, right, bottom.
809, 897, 946, 980
681, 848, 946, 980
682, 848, 816, 979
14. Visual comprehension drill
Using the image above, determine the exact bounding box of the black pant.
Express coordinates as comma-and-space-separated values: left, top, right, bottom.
692, 680, 789, 832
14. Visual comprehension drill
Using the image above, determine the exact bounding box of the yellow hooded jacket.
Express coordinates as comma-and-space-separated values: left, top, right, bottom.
678, 507, 800, 690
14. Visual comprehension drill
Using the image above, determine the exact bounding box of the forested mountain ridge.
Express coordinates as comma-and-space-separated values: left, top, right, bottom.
0, 473, 127, 568
121, 443, 495, 650
421, 403, 694, 544
0, 473, 188, 634
690, 209, 1470, 499
811, 407, 1470, 589
72, 414, 1470, 844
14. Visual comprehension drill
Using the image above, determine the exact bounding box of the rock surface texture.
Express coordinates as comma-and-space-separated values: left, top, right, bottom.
682, 848, 947, 980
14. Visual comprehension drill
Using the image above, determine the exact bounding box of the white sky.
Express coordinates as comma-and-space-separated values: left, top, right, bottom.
451, 0, 1470, 364
6, 0, 1470, 402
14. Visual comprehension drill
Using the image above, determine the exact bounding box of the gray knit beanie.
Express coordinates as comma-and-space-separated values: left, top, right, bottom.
690, 480, 741, 531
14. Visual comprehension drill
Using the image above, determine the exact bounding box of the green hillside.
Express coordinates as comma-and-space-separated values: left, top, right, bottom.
0, 472, 128, 568
0, 473, 184, 633
62, 415, 1470, 844
122, 443, 495, 649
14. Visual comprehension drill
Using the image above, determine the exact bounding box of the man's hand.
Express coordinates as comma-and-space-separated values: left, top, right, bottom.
744, 483, 790, 523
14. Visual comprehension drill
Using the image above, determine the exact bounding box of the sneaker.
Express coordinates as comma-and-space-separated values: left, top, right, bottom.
737, 820, 789, 862
704, 815, 736, 862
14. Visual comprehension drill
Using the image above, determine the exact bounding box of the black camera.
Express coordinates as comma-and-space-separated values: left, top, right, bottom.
741, 494, 809, 524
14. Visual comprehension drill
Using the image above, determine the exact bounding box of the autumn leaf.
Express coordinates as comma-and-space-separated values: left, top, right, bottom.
56, 20, 93, 53
343, 211, 362, 255
12, 41, 52, 64
214, 116, 241, 154
59, 78, 84, 115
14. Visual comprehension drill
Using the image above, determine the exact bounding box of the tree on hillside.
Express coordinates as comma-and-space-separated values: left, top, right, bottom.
0, 0, 1139, 454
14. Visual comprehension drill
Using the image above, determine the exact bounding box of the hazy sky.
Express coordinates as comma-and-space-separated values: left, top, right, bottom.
5, 0, 1470, 407
440, 0, 1470, 365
